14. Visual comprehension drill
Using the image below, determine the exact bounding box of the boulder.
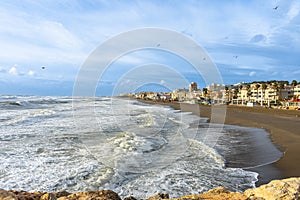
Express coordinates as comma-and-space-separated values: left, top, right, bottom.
147, 193, 169, 200
6, 190, 44, 200
57, 190, 121, 200
51, 191, 71, 198
41, 193, 57, 200
245, 177, 300, 200
0, 189, 17, 200
173, 187, 247, 200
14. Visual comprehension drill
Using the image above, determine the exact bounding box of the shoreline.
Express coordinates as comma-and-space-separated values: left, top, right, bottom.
1, 177, 300, 199
135, 99, 300, 186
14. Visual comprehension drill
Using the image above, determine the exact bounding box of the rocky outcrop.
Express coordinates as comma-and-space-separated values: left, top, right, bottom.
1, 177, 299, 200
172, 177, 300, 200
172, 187, 248, 200
0, 190, 119, 200
1, 190, 44, 200
147, 193, 169, 200
57, 190, 121, 200
0, 189, 17, 200
245, 177, 300, 200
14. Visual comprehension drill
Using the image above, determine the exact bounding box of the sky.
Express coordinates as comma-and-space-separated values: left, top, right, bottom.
0, 0, 299, 96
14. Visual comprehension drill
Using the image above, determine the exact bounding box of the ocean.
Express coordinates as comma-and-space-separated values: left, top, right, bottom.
0, 96, 282, 198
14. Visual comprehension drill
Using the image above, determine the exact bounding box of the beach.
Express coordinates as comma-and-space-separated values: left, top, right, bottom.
137, 99, 300, 185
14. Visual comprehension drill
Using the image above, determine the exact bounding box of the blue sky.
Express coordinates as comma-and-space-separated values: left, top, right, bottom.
0, 0, 299, 96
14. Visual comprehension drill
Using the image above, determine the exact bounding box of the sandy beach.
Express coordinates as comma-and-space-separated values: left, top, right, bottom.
136, 99, 300, 185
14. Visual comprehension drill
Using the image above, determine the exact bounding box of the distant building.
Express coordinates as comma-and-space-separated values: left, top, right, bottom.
130, 80, 299, 108
293, 84, 300, 100
207, 83, 226, 104
171, 89, 189, 101
279, 85, 294, 101
189, 82, 198, 92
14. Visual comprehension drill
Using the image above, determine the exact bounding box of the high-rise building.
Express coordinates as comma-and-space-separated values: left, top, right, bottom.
189, 82, 198, 92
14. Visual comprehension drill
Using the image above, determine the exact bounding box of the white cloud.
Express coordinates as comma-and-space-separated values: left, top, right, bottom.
28, 70, 36, 76
160, 80, 166, 85
0, 5, 86, 66
232, 71, 248, 76
287, 1, 300, 21
36, 20, 83, 49
9, 67, 18, 75
119, 79, 134, 86
0, 66, 6, 73
249, 71, 256, 77
0, 37, 86, 65
117, 54, 144, 65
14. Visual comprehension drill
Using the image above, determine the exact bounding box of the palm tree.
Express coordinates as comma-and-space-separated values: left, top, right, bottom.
261, 83, 267, 105
272, 82, 279, 105
278, 82, 286, 102
202, 88, 208, 97
279, 82, 285, 89
273, 82, 278, 90
255, 84, 260, 104
225, 86, 229, 102
233, 89, 238, 104
246, 84, 252, 102
291, 80, 298, 87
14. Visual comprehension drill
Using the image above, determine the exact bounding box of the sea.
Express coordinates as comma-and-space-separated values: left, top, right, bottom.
0, 95, 282, 198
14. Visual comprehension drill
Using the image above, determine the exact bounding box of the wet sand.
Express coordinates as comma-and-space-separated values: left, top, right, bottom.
136, 99, 300, 186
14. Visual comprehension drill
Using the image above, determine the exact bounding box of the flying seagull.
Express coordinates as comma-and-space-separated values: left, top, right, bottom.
233, 55, 238, 59
273, 6, 279, 10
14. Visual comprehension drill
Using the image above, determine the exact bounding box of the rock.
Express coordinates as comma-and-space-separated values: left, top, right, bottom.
41, 193, 57, 200
1, 177, 300, 200
173, 187, 247, 200
7, 190, 44, 200
51, 191, 71, 198
57, 190, 121, 200
245, 177, 300, 200
0, 189, 18, 200
204, 186, 230, 194
147, 193, 169, 200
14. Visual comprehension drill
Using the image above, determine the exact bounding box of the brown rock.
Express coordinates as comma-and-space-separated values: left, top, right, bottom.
7, 190, 44, 200
147, 193, 169, 200
0, 189, 18, 200
244, 177, 300, 200
1, 177, 300, 200
41, 193, 57, 200
173, 187, 247, 200
57, 190, 121, 200
51, 191, 71, 198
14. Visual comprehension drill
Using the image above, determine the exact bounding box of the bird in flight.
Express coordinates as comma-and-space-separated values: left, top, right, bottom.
233, 55, 238, 59
273, 6, 279, 10
41, 66, 45, 70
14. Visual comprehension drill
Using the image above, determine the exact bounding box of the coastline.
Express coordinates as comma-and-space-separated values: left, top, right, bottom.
1, 177, 300, 199
135, 99, 300, 186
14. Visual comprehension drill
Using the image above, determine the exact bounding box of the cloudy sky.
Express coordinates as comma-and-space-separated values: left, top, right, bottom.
0, 0, 299, 96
